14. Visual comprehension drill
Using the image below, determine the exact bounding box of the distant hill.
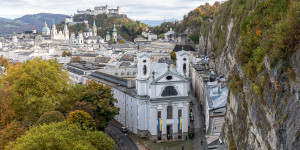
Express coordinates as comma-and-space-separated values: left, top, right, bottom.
0, 13, 69, 35
0, 17, 12, 22
140, 19, 178, 26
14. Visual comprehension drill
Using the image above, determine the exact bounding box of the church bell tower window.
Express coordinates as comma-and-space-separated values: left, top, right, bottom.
143, 65, 147, 75
183, 63, 186, 73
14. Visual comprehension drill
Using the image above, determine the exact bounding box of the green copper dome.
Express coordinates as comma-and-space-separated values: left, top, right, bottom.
84, 24, 91, 32
42, 22, 50, 32
112, 23, 117, 32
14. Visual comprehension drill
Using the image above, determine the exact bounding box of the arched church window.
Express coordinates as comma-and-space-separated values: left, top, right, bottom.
143, 65, 147, 75
183, 63, 186, 73
161, 86, 178, 97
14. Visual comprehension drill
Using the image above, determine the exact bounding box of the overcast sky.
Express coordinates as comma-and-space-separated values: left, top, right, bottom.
0, 0, 219, 20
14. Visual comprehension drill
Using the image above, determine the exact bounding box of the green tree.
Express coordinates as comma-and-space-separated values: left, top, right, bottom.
66, 110, 96, 130
35, 111, 65, 126
0, 58, 69, 124
0, 120, 26, 150
58, 84, 85, 114
80, 80, 119, 130
5, 122, 116, 150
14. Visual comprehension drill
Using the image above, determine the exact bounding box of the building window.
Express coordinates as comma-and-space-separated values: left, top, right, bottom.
167, 106, 172, 119
157, 111, 161, 118
166, 76, 173, 80
143, 65, 147, 75
183, 58, 186, 61
161, 86, 178, 97
178, 109, 182, 117
183, 63, 186, 73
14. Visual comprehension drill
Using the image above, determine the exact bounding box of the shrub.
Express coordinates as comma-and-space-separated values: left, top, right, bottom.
35, 111, 65, 126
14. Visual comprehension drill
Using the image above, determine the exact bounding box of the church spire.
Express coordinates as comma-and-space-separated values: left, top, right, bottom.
44, 21, 47, 27
52, 20, 56, 29
93, 18, 96, 28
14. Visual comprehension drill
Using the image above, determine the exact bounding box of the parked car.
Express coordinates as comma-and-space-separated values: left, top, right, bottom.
120, 126, 127, 133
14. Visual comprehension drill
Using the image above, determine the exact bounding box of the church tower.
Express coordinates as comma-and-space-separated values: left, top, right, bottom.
176, 50, 190, 78
77, 33, 84, 45
136, 52, 151, 96
51, 20, 57, 40
32, 26, 36, 34
106, 31, 110, 42
112, 23, 117, 42
63, 22, 69, 41
92, 18, 97, 36
12, 31, 18, 44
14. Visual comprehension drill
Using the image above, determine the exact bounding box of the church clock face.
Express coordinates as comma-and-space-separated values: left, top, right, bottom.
143, 65, 147, 75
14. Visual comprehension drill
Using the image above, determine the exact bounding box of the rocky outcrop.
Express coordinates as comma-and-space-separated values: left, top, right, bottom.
197, 0, 300, 149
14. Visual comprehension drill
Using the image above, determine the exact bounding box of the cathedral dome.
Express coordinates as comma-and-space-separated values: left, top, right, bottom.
42, 27, 50, 32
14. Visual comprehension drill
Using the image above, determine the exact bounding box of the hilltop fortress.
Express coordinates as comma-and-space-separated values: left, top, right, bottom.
65, 5, 127, 24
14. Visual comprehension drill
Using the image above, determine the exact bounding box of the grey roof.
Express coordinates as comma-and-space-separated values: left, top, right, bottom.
111, 44, 133, 49
67, 62, 105, 71
74, 53, 98, 57
95, 57, 111, 63
19, 52, 33, 56
120, 55, 134, 62
206, 86, 228, 110
119, 62, 131, 67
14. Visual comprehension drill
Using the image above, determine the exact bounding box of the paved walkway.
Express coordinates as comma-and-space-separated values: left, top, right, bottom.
189, 91, 206, 150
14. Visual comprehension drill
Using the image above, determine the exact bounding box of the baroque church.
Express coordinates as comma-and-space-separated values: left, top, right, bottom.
82, 50, 190, 142
70, 19, 107, 49
132, 51, 190, 141
41, 21, 69, 41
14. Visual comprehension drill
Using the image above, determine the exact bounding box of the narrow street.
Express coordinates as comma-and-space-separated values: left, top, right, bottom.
189, 91, 206, 150
105, 122, 138, 150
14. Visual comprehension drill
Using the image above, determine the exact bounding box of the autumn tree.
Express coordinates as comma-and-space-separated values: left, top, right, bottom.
5, 122, 116, 150
57, 84, 85, 114
70, 56, 82, 63
66, 110, 96, 130
80, 80, 119, 130
170, 51, 176, 63
119, 40, 125, 44
0, 120, 26, 149
35, 111, 65, 126
62, 51, 72, 57
0, 56, 9, 68
0, 58, 69, 124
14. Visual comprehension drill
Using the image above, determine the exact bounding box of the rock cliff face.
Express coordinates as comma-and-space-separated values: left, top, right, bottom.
197, 0, 300, 149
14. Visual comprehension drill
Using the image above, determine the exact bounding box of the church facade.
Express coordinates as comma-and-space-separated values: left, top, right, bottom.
70, 19, 105, 49
41, 21, 69, 41
83, 51, 191, 142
